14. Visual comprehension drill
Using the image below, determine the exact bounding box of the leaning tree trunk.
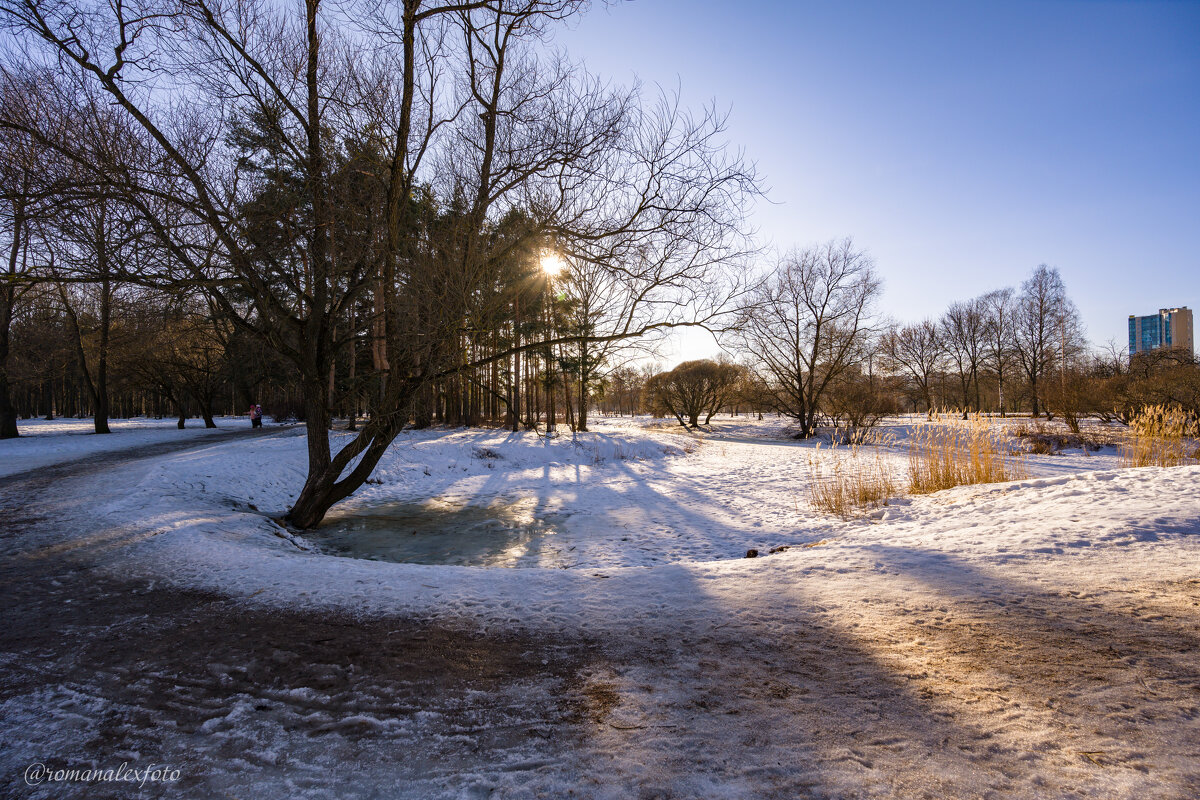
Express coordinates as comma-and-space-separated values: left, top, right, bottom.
288, 391, 336, 528
61, 281, 112, 435
286, 399, 403, 528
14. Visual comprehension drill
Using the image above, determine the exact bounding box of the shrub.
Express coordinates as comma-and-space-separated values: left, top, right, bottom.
822, 372, 900, 444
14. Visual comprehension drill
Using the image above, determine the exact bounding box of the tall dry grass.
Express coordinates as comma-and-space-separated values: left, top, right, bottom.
806, 442, 900, 518
908, 412, 1027, 494
1119, 405, 1200, 468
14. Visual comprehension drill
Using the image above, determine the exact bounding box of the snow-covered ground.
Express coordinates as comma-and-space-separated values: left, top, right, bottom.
0, 416, 269, 478
2, 415, 1198, 798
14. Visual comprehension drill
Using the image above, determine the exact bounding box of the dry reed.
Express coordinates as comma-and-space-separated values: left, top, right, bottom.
908, 412, 1027, 494
1119, 405, 1200, 468
806, 442, 900, 518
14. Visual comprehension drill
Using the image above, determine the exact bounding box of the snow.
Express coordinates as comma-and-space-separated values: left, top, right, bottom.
0, 416, 267, 478
4, 414, 1199, 798
98, 417, 1192, 627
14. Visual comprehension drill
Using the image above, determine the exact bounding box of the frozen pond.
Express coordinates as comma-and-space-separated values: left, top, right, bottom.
301, 498, 577, 568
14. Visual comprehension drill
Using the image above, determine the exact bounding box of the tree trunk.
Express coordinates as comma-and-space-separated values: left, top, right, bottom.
41, 378, 53, 420
0, 198, 22, 439
511, 309, 520, 432
997, 365, 1006, 417
288, 392, 335, 528
576, 339, 589, 432
0, 290, 17, 439
92, 259, 113, 434
287, 407, 401, 528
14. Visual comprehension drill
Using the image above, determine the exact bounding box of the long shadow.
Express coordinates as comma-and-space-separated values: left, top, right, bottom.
5, 433, 1198, 797
0, 562, 596, 800
554, 557, 1159, 799
859, 543, 1200, 654
0, 426, 1006, 798
345, 429, 786, 566
1, 536, 1026, 800
13, 426, 1194, 797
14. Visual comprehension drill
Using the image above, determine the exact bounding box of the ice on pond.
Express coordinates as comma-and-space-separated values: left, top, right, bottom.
301, 498, 576, 568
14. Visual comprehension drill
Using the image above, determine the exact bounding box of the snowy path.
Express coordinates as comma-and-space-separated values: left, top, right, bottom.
1, 420, 1199, 798
0, 417, 291, 479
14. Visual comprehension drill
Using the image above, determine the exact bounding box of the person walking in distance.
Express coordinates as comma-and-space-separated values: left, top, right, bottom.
249, 404, 263, 428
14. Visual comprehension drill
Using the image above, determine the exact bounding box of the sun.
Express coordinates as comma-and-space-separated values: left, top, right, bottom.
539, 250, 566, 277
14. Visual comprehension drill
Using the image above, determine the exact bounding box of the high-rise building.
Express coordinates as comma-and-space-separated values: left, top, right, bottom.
1128, 307, 1194, 358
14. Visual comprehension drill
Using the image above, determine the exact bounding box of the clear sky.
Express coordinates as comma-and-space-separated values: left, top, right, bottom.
551, 0, 1200, 363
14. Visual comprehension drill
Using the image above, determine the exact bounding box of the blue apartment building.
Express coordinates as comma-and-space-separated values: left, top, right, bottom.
1129, 307, 1194, 358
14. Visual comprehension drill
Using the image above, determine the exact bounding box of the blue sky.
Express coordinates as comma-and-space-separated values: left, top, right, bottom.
552, 0, 1200, 361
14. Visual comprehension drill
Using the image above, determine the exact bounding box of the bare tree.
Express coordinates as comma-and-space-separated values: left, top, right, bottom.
940, 296, 986, 414
44, 196, 137, 434
0, 74, 61, 437
0, 126, 36, 438
646, 358, 744, 429
881, 319, 943, 414
823, 366, 899, 443
732, 238, 882, 437
1014, 264, 1084, 417
979, 287, 1016, 416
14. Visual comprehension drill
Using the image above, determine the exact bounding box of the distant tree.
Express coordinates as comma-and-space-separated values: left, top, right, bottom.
647, 358, 745, 429
602, 365, 643, 416
732, 239, 882, 437
822, 367, 898, 443
979, 287, 1017, 416
1114, 349, 1200, 421
881, 319, 943, 414
1044, 367, 1093, 433
1013, 265, 1085, 417
940, 297, 987, 414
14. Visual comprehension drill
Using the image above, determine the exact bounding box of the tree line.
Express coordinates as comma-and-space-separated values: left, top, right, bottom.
636, 245, 1196, 439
